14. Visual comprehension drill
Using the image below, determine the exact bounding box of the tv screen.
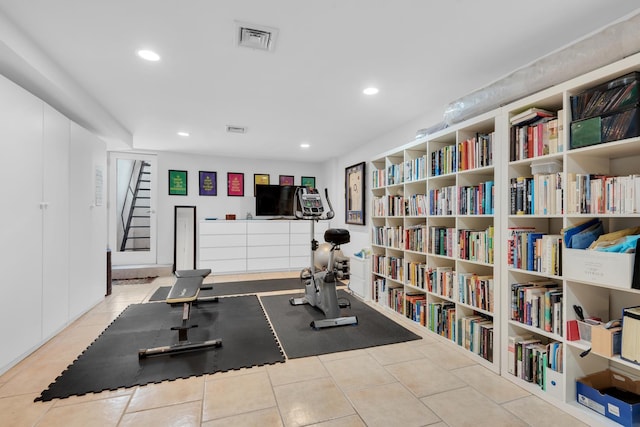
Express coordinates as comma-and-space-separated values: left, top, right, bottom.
255, 185, 299, 217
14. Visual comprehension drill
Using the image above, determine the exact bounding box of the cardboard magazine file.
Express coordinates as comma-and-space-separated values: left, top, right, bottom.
577, 369, 640, 426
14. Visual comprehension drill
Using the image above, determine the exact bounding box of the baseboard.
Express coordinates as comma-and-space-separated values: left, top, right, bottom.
111, 264, 172, 280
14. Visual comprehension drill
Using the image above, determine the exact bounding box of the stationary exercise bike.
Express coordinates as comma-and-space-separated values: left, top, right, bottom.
289, 187, 358, 329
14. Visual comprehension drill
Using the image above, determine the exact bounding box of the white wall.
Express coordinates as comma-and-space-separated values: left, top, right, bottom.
155, 151, 326, 265
323, 111, 444, 258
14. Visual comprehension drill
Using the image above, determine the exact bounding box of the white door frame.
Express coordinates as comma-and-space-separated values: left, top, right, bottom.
108, 151, 157, 265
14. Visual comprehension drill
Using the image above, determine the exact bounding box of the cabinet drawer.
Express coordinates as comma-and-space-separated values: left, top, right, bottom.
247, 233, 289, 246
290, 256, 310, 269
200, 234, 246, 248
247, 245, 289, 259
200, 221, 246, 235
248, 257, 289, 271
199, 259, 246, 273
200, 246, 246, 260
247, 221, 289, 234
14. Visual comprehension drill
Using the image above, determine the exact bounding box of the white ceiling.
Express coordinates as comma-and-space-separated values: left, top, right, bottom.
0, 1, 639, 162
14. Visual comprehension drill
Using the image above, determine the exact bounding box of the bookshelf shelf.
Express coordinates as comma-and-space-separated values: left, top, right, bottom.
370, 52, 640, 426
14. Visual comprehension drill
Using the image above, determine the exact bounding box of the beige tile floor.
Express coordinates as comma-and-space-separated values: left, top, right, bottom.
0, 271, 589, 427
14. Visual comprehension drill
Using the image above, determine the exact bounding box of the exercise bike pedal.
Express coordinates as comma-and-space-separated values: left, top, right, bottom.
338, 301, 350, 308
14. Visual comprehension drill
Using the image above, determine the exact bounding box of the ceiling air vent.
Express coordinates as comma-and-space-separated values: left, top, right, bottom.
236, 21, 278, 52
226, 125, 247, 134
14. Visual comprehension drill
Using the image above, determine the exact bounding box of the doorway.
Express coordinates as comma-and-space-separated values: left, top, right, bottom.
108, 152, 157, 265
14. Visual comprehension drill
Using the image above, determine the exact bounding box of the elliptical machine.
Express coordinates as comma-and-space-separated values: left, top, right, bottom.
289, 187, 358, 329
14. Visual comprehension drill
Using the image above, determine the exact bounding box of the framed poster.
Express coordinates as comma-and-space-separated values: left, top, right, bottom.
227, 172, 244, 196
168, 169, 188, 195
199, 171, 217, 196
254, 173, 270, 195
301, 176, 316, 189
345, 162, 365, 225
279, 175, 294, 186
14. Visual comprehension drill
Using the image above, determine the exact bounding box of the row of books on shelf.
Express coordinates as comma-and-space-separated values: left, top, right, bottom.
508, 335, 563, 390
431, 132, 494, 176
509, 109, 564, 161
406, 193, 428, 216
371, 277, 494, 362
372, 254, 403, 281
458, 227, 494, 264
507, 228, 563, 276
566, 172, 640, 214
510, 280, 563, 335
392, 261, 495, 313
510, 174, 563, 216
458, 315, 494, 363
405, 224, 428, 252
375, 224, 494, 264
458, 181, 495, 215
429, 185, 456, 215
371, 195, 405, 217
371, 156, 430, 189
372, 225, 404, 249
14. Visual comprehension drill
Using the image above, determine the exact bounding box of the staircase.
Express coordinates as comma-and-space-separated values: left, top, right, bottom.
120, 161, 151, 251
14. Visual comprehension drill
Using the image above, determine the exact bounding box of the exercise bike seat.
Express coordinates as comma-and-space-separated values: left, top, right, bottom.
324, 228, 350, 245
174, 268, 211, 278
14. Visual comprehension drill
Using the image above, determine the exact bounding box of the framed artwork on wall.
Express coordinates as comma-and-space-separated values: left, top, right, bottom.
254, 173, 270, 195
198, 171, 217, 196
168, 169, 188, 196
301, 176, 315, 188
227, 172, 244, 196
345, 162, 365, 225
279, 175, 294, 186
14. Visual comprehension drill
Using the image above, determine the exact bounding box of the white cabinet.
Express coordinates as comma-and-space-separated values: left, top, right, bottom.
349, 256, 371, 300
247, 221, 290, 271
199, 221, 247, 273
42, 104, 70, 338
198, 220, 331, 274
0, 74, 45, 370
0, 75, 106, 373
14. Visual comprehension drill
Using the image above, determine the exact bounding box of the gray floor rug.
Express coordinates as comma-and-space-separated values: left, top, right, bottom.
260, 289, 422, 359
36, 295, 284, 402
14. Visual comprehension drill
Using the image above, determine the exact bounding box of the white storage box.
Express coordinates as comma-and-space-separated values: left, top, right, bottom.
563, 248, 636, 288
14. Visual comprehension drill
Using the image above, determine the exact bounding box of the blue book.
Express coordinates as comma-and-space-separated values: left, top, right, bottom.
527, 233, 544, 271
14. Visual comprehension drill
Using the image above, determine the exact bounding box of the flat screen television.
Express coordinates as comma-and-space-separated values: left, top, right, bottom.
255, 185, 299, 217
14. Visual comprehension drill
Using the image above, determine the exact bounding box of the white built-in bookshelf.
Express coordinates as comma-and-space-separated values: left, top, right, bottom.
369, 52, 640, 426
371, 112, 499, 372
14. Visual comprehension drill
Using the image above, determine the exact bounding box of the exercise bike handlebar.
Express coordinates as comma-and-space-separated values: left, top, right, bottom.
324, 188, 335, 220
294, 187, 334, 221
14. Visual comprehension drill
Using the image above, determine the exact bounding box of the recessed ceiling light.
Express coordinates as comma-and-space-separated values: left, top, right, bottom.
300, 143, 310, 148
177, 131, 190, 137
137, 49, 160, 61
363, 87, 379, 95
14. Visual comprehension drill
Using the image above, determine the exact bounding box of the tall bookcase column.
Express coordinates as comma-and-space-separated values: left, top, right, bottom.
561, 58, 640, 427
370, 112, 501, 374
500, 52, 640, 426
501, 89, 566, 401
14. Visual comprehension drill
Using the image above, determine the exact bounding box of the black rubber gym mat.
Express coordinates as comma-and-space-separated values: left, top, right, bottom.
260, 290, 422, 359
148, 277, 303, 301
35, 295, 284, 402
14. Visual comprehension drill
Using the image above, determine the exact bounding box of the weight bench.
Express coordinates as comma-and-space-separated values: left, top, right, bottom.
138, 269, 222, 358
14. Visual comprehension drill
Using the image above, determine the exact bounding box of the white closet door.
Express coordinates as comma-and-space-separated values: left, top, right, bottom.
0, 75, 44, 369
42, 104, 70, 338
68, 122, 106, 319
